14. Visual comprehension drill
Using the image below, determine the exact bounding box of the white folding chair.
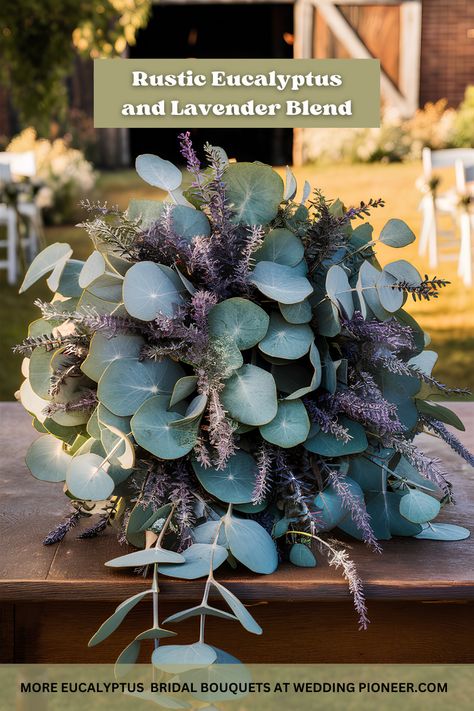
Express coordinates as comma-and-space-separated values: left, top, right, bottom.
0, 150, 43, 263
0, 163, 19, 284
419, 147, 474, 268
455, 160, 474, 287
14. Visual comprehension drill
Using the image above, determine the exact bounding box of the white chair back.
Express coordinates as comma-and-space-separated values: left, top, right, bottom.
0, 163, 12, 183
422, 147, 474, 181
0, 151, 36, 178
455, 160, 474, 193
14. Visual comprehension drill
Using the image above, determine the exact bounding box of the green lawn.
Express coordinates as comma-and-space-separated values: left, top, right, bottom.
1, 162, 473, 400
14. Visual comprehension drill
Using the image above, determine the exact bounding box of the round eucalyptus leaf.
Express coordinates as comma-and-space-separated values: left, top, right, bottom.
81, 333, 144, 382
258, 313, 313, 361
254, 228, 304, 266
305, 417, 368, 456
377, 269, 404, 313
98, 358, 184, 416
224, 516, 278, 574
289, 543, 317, 568
379, 219, 415, 248
86, 274, 123, 302
208, 297, 269, 350
19, 242, 72, 293
171, 205, 210, 240
326, 265, 354, 319
66, 453, 115, 501
192, 521, 228, 546
415, 523, 470, 541
356, 261, 391, 321
384, 259, 421, 286
279, 299, 312, 324
160, 543, 228, 579
260, 399, 310, 448
105, 547, 185, 568
29, 346, 54, 399
220, 364, 278, 426
314, 477, 364, 530
79, 251, 107, 288
250, 261, 313, 305
25, 435, 71, 482
224, 162, 284, 225
152, 642, 217, 673
55, 259, 84, 298
123, 261, 184, 320
399, 490, 441, 524
135, 153, 182, 191
127, 198, 164, 228
192, 451, 257, 503
131, 396, 198, 459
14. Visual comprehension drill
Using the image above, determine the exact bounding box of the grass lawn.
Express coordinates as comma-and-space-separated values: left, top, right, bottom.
0, 161, 472, 400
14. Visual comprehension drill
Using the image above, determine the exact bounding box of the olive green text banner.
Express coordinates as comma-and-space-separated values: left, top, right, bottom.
93, 58, 380, 128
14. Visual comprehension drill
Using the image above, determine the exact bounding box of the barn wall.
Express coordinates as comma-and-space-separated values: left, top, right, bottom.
420, 0, 474, 106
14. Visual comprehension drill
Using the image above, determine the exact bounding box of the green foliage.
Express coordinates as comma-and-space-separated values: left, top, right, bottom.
0, 0, 151, 130
16, 143, 472, 670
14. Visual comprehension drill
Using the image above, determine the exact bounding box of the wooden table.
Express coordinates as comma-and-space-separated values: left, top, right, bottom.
1, 402, 473, 664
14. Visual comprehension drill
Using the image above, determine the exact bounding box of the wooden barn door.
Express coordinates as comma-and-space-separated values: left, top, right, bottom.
293, 0, 422, 164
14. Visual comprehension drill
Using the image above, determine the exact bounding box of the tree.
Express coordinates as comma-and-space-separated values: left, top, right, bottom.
0, 0, 150, 133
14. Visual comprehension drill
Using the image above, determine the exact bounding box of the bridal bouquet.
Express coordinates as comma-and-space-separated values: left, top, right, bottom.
16, 133, 472, 672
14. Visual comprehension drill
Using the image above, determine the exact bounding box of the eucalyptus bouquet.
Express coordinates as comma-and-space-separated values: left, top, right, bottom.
16, 133, 472, 671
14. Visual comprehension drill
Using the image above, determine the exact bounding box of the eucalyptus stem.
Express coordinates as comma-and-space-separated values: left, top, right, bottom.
198, 504, 232, 643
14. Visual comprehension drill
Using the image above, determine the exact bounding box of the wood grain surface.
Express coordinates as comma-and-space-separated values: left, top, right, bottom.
1, 402, 474, 663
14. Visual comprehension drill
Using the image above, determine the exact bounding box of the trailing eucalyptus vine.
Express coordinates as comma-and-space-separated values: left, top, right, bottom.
16, 133, 472, 668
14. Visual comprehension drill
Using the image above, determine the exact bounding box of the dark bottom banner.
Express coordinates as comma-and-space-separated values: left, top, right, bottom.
0, 664, 472, 710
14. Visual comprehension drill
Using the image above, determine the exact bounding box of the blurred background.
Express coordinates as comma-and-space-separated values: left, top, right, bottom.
0, 0, 473, 400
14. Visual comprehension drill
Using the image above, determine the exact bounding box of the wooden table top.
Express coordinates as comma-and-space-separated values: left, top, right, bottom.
0, 402, 473, 604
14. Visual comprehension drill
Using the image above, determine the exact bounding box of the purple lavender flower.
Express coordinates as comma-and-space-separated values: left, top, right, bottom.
43, 510, 80, 545
422, 417, 474, 467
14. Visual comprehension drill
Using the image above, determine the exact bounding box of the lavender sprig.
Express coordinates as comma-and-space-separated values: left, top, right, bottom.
422, 417, 474, 467
43, 510, 81, 545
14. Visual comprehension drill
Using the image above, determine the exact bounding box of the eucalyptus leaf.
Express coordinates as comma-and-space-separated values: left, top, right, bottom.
131, 396, 198, 459
224, 515, 278, 574
159, 543, 228, 579
163, 605, 237, 625
19, 243, 72, 293
208, 297, 269, 350
98, 358, 184, 416
81, 333, 144, 382
399, 490, 441, 524
250, 261, 313, 304
305, 417, 368, 456
105, 547, 185, 568
88, 590, 151, 647
79, 251, 107, 288
152, 642, 216, 673
379, 219, 415, 247
135, 153, 182, 191
220, 364, 278, 426
66, 453, 115, 501
258, 312, 313, 361
224, 162, 283, 225
192, 451, 257, 504
26, 435, 71, 482
254, 228, 304, 266
415, 523, 470, 541
212, 580, 262, 634
279, 299, 312, 324
326, 265, 354, 318
123, 261, 184, 321
289, 543, 317, 568
260, 399, 310, 448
